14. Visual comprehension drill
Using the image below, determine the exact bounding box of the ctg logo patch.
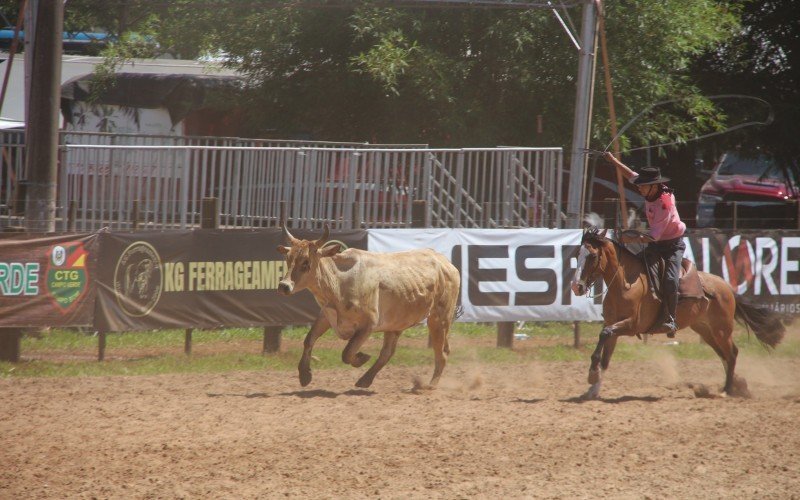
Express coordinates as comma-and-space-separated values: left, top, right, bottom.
46, 242, 89, 312
114, 242, 163, 317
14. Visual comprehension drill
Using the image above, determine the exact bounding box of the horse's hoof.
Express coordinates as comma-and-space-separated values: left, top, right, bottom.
351, 352, 371, 368
299, 369, 312, 387
581, 385, 601, 400
588, 369, 601, 385
355, 376, 373, 388
728, 378, 752, 398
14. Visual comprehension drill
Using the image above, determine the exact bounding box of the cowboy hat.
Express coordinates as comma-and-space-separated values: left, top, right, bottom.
632, 166, 670, 185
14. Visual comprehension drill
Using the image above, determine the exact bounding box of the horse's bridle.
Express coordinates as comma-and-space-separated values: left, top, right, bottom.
576, 241, 622, 298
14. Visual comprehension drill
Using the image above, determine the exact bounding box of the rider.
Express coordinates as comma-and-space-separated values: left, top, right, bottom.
603, 152, 686, 337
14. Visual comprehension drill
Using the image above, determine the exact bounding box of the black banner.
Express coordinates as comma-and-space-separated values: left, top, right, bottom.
94, 229, 368, 332
0, 233, 99, 327
682, 230, 800, 313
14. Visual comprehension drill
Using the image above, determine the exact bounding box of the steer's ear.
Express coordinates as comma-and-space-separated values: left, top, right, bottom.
318, 243, 341, 258
276, 245, 290, 255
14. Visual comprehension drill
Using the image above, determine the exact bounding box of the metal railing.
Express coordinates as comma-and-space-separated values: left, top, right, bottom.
0, 131, 565, 231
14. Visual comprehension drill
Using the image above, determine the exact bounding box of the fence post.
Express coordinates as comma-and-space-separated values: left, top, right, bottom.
201, 197, 219, 230
483, 202, 492, 228
352, 201, 361, 229
0, 328, 22, 362
98, 332, 106, 361
184, 328, 193, 355
497, 321, 514, 348
280, 200, 288, 227
412, 200, 427, 228
732, 201, 738, 230
263, 326, 282, 354
67, 200, 77, 232
131, 200, 140, 231
190, 198, 220, 355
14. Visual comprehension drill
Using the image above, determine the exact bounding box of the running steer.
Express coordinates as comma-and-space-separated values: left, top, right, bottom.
277, 224, 461, 389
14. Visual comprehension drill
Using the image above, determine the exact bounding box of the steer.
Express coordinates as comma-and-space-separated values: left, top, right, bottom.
277, 224, 461, 389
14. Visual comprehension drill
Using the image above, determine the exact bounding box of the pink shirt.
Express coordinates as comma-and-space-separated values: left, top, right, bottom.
643, 190, 686, 241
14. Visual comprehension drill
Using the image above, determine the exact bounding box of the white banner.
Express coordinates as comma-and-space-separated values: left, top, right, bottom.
368, 229, 603, 322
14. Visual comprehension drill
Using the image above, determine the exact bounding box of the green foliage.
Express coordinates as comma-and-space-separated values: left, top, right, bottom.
58, 0, 741, 148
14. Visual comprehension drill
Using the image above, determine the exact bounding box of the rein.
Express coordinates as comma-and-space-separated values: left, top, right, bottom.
584, 264, 622, 299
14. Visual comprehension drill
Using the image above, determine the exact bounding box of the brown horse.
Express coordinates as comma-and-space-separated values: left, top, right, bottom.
570, 227, 786, 399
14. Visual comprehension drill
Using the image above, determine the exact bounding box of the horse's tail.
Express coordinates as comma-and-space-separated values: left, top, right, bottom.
733, 295, 788, 349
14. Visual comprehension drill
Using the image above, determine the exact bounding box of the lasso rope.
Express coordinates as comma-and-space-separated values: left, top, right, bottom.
584, 94, 774, 156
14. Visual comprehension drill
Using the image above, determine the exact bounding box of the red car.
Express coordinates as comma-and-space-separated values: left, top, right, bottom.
696, 152, 799, 228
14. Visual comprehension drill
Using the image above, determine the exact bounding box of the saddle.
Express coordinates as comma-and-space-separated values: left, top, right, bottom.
641, 253, 705, 301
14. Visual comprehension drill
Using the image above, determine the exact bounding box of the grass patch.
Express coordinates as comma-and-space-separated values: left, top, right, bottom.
1, 321, 797, 379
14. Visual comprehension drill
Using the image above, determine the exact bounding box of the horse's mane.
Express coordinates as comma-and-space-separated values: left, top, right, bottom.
581, 226, 640, 259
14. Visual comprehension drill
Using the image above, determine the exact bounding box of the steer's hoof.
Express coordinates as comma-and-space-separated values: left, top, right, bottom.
587, 369, 600, 385
299, 369, 312, 387
352, 352, 371, 368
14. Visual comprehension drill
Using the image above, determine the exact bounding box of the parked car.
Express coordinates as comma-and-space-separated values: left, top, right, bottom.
696, 151, 799, 228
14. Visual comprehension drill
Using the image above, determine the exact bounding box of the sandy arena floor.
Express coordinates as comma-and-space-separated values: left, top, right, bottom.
2, 342, 800, 499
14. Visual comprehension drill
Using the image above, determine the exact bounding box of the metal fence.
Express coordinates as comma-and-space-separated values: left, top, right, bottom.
1, 131, 565, 231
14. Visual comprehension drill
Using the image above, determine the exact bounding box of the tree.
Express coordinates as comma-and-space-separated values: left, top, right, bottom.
3, 0, 740, 148
691, 0, 800, 160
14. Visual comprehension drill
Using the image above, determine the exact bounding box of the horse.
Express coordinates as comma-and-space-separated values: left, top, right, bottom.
570, 227, 787, 399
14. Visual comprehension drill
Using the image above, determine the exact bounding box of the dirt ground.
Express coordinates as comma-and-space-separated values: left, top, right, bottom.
2, 336, 800, 499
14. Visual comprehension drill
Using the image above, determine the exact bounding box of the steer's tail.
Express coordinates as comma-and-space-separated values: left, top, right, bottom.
454, 304, 464, 320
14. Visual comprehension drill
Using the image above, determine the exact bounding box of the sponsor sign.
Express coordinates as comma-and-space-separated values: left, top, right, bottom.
369, 229, 800, 321
368, 229, 603, 322
0, 233, 98, 327
94, 229, 368, 332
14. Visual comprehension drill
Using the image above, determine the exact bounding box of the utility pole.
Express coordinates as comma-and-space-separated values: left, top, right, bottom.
566, 0, 599, 226
24, 0, 64, 233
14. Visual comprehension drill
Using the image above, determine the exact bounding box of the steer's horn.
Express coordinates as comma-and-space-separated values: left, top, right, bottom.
316, 223, 330, 246
281, 220, 299, 244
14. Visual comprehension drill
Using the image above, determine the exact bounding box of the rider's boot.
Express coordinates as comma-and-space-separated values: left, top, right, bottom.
661, 291, 678, 338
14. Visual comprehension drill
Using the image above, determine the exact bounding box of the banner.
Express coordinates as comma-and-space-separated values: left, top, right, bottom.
0, 233, 99, 327
684, 230, 800, 314
94, 229, 368, 332
369, 228, 800, 321
368, 229, 604, 322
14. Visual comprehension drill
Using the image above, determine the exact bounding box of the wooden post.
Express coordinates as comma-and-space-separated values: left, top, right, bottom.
67, 200, 77, 232
263, 326, 282, 354
483, 201, 492, 228
0, 328, 22, 362
352, 201, 361, 229
278, 200, 289, 227
573, 321, 580, 348
131, 200, 140, 230
98, 332, 106, 361
411, 200, 427, 228
497, 322, 514, 348
201, 197, 219, 229
184, 328, 193, 355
